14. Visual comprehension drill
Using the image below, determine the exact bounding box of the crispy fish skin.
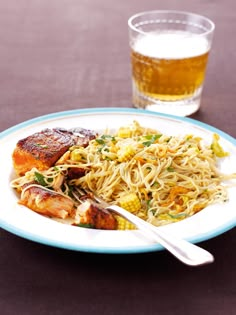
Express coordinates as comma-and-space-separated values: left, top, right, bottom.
76, 200, 117, 230
12, 127, 97, 176
12, 128, 75, 176
69, 127, 97, 147
19, 185, 74, 219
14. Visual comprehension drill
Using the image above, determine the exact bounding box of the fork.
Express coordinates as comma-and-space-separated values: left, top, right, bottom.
72, 187, 214, 266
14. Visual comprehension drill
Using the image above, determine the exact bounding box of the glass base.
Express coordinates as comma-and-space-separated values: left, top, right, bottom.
132, 85, 202, 117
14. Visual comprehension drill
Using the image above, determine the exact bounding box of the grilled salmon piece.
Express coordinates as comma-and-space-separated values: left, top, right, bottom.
12, 127, 97, 176
19, 185, 74, 219
69, 127, 97, 147
75, 200, 117, 230
12, 128, 75, 176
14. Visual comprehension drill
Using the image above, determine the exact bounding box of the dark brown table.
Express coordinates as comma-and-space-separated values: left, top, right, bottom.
0, 1, 235, 314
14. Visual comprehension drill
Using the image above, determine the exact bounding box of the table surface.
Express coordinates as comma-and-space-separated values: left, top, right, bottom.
0, 1, 235, 314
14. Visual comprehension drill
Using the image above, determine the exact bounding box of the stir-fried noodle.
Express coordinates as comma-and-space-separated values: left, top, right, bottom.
11, 121, 235, 226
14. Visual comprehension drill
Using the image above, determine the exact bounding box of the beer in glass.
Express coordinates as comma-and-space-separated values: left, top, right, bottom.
128, 11, 215, 116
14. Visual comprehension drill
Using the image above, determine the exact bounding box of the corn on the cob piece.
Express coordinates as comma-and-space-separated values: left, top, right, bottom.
115, 215, 136, 230
118, 193, 141, 213
117, 145, 135, 162
117, 127, 132, 138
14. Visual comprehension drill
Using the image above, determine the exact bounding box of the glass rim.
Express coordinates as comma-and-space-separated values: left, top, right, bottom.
128, 10, 215, 36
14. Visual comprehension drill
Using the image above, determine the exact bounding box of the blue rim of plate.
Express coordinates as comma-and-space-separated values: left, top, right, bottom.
0, 107, 235, 254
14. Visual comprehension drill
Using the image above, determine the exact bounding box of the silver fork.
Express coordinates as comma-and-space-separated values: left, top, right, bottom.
72, 187, 214, 266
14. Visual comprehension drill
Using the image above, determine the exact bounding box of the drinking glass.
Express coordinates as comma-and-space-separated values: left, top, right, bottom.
128, 10, 215, 116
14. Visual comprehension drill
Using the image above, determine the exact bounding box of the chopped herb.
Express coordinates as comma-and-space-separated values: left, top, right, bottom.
101, 134, 116, 142
144, 134, 162, 140
168, 213, 187, 219
142, 134, 162, 147
67, 185, 74, 198
34, 171, 48, 186
96, 135, 116, 145
76, 223, 95, 228
95, 138, 105, 145
149, 208, 156, 215
185, 135, 193, 141
35, 143, 48, 149
143, 141, 152, 147
146, 199, 151, 208
167, 166, 175, 172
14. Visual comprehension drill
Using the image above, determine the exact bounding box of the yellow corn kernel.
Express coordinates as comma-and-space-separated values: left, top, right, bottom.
117, 127, 132, 138
117, 145, 135, 162
115, 216, 136, 230
71, 149, 82, 161
158, 213, 170, 221
119, 193, 141, 213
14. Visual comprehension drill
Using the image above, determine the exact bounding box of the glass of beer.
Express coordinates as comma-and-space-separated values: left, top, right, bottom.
128, 10, 215, 116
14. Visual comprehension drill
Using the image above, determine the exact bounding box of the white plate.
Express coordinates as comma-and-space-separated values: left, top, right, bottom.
0, 108, 235, 254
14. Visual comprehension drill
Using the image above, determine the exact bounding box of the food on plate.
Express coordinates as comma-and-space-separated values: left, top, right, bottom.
75, 200, 117, 230
11, 121, 235, 229
12, 128, 73, 176
12, 127, 97, 176
19, 184, 74, 219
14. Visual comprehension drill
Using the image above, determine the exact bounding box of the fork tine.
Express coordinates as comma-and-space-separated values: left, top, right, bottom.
73, 186, 86, 196
81, 187, 109, 208
74, 187, 95, 202
71, 189, 83, 203
71, 187, 91, 203
72, 186, 105, 208
74, 186, 108, 208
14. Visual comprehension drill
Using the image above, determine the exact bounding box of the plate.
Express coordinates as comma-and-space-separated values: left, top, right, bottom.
0, 108, 235, 254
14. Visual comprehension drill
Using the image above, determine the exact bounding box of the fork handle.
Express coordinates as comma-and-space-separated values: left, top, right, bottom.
108, 205, 214, 266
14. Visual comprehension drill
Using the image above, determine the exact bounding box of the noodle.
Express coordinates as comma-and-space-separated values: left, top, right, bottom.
11, 120, 236, 227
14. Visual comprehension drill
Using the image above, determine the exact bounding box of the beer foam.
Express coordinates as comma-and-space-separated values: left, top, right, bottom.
133, 31, 209, 59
